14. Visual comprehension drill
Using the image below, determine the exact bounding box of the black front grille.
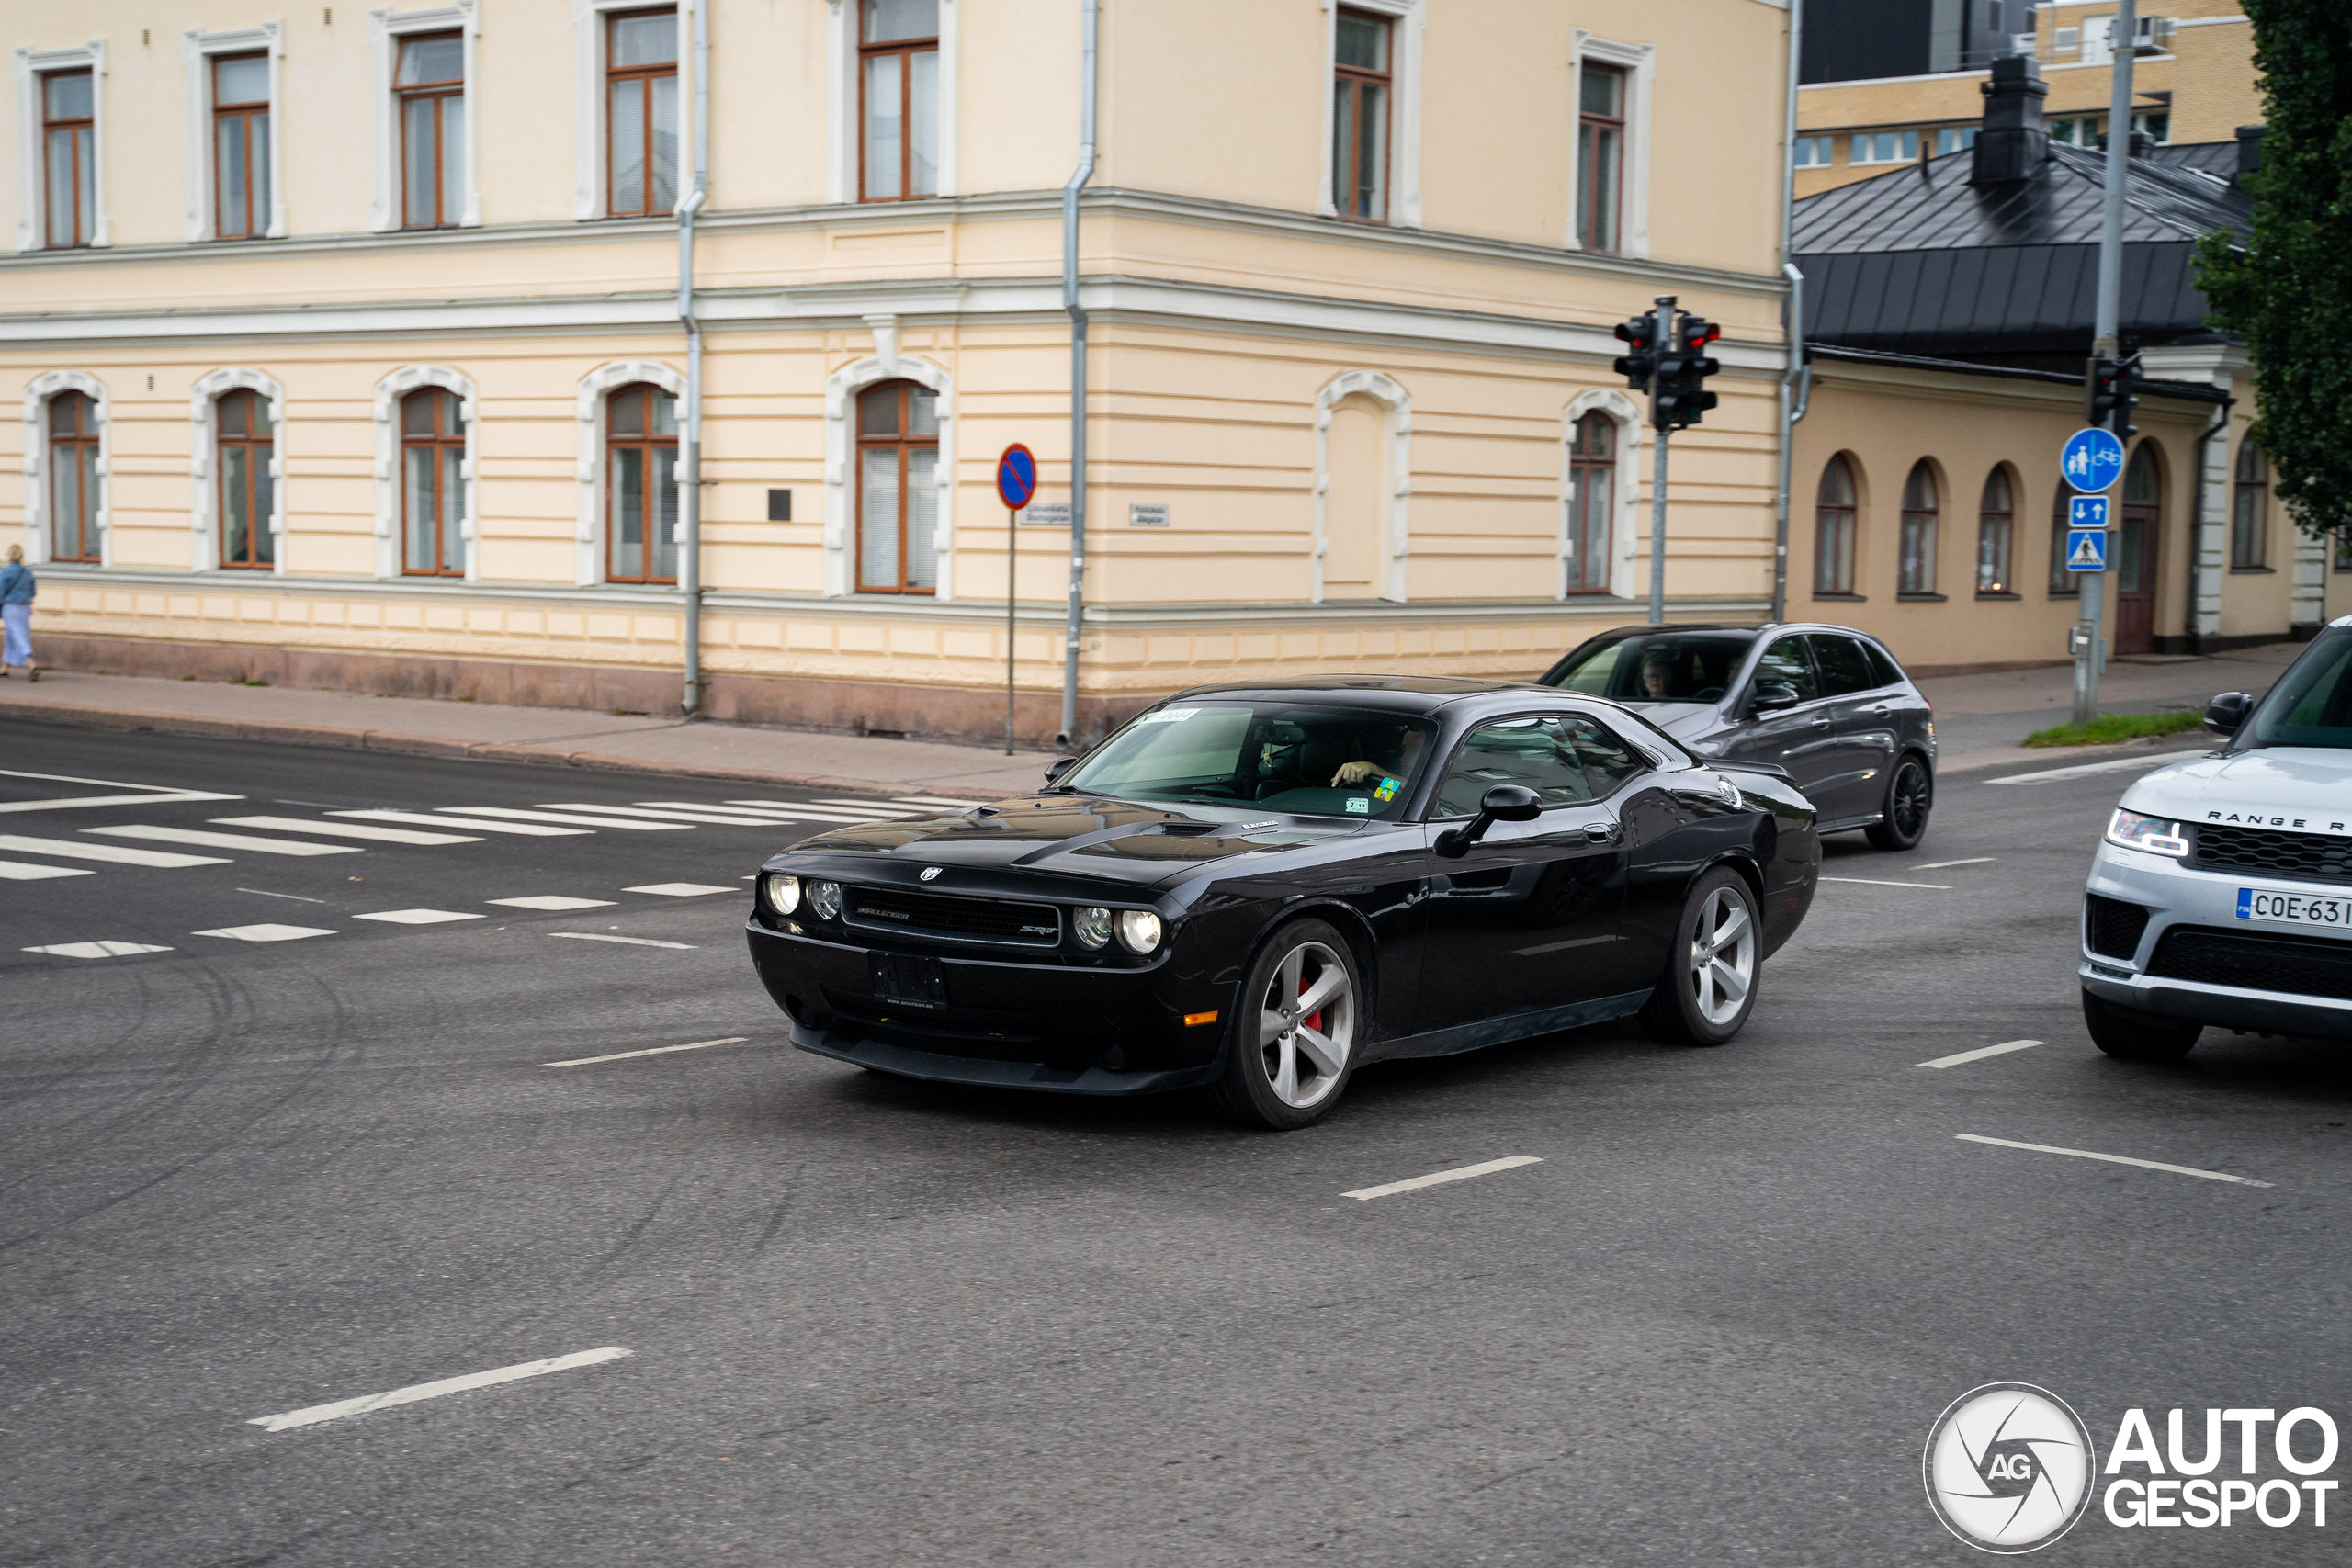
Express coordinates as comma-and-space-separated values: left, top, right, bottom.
2192, 824, 2352, 886
843, 886, 1061, 947
2084, 895, 2151, 960
2148, 926, 2352, 1001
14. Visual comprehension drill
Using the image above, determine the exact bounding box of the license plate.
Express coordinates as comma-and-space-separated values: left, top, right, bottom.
869, 952, 947, 1009
2236, 887, 2352, 932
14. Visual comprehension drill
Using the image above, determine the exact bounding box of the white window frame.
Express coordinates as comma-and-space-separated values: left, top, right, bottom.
190, 367, 288, 575
1317, 0, 1422, 229
14, 41, 107, 253
370, 2, 480, 232
1566, 32, 1652, 257
1849, 130, 1920, 165
1792, 134, 1833, 169
1312, 370, 1411, 604
185, 23, 286, 243
824, 0, 959, 204
822, 335, 958, 598
575, 359, 687, 586
1560, 389, 1642, 602
375, 366, 480, 581
20, 370, 111, 568
572, 0, 697, 221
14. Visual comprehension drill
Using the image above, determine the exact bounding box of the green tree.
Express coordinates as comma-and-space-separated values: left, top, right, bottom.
2194, 0, 2352, 547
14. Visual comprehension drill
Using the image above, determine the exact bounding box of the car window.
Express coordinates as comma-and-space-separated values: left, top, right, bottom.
1561, 715, 1646, 795
1863, 640, 1905, 689
1752, 636, 1818, 705
2242, 627, 2352, 750
1546, 630, 1753, 703
1435, 716, 1606, 816
1059, 702, 1438, 819
1810, 634, 1879, 697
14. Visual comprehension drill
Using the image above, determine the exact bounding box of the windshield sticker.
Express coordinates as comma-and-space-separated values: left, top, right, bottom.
1373, 776, 1400, 802
1136, 707, 1200, 725
1345, 797, 1369, 814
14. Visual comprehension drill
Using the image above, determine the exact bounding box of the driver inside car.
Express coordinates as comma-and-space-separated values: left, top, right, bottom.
1329, 726, 1428, 789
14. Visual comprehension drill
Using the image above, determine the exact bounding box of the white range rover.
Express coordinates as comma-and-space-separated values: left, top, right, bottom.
2080, 617, 2352, 1060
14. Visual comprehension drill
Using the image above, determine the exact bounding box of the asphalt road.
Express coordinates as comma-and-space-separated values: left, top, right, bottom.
3, 719, 2345, 1567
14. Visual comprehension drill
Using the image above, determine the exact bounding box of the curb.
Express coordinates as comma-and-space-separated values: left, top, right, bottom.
1939, 737, 2217, 776
0, 696, 965, 798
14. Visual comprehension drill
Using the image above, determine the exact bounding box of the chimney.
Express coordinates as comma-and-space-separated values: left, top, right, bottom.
1971, 54, 2051, 185
2235, 124, 2266, 175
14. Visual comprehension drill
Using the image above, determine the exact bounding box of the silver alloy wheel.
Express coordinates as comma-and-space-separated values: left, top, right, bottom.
1255, 939, 1354, 1109
1686, 884, 1758, 1027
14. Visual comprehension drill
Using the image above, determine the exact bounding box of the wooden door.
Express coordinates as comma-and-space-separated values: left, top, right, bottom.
2114, 447, 2161, 655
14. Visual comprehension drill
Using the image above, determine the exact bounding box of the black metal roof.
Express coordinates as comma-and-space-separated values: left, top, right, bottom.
1793, 142, 2248, 254
1809, 344, 2233, 404
2149, 140, 2245, 179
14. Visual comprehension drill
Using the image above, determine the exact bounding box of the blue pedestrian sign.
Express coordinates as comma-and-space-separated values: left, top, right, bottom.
2062, 427, 2126, 493
2066, 529, 2109, 572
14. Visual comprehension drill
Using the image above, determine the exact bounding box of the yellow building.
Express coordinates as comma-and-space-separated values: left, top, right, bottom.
1796, 0, 2263, 197
4, 0, 1800, 744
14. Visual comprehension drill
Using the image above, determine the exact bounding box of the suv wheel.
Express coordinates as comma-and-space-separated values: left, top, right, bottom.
2082, 990, 2200, 1062
1865, 755, 1933, 851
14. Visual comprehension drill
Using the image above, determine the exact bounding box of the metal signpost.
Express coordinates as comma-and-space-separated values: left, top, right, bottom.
2062, 426, 2124, 723
995, 444, 1039, 755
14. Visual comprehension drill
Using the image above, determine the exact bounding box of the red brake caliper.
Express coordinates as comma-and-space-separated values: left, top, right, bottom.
1301, 966, 1323, 1037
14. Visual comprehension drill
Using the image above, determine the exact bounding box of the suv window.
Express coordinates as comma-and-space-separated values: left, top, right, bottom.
1751, 636, 1818, 706
1863, 640, 1905, 689
1810, 634, 1879, 697
1434, 714, 1646, 816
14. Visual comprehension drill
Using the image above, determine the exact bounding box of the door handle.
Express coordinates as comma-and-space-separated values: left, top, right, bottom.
1579, 822, 1616, 843
1809, 716, 1832, 729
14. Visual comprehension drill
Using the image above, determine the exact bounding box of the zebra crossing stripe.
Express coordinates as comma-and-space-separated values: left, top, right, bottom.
0, 859, 93, 880
435, 807, 690, 831
0, 834, 228, 868
331, 809, 591, 837
213, 816, 482, 846
86, 826, 361, 857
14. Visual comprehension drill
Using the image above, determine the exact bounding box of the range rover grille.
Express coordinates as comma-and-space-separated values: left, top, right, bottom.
2190, 824, 2352, 886
843, 886, 1061, 947
2147, 926, 2352, 1002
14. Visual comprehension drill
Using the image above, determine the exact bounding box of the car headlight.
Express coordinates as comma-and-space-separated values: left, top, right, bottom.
1073, 906, 1113, 949
2106, 809, 2188, 856
763, 873, 801, 914
1116, 909, 1163, 953
808, 880, 843, 919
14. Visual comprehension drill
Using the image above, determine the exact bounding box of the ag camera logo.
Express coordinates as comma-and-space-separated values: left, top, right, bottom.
1924, 1382, 2097, 1553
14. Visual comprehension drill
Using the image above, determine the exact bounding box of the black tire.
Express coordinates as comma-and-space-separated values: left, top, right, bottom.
1864, 753, 1933, 851
1211, 919, 1363, 1130
1638, 866, 1763, 1046
2082, 990, 2200, 1062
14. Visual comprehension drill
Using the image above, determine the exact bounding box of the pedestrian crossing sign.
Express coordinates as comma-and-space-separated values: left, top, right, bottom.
2066, 529, 2109, 571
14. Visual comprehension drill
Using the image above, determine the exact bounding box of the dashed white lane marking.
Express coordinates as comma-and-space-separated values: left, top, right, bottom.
0, 833, 227, 867
1819, 875, 1952, 889
1955, 1134, 2274, 1187
1985, 753, 2204, 786
489, 895, 616, 911
24, 941, 175, 959
89, 826, 360, 857
545, 1036, 750, 1067
354, 909, 484, 925
192, 923, 337, 942
1917, 857, 1997, 870
239, 887, 328, 903
246, 1346, 632, 1434
333, 809, 591, 837
548, 932, 697, 950
542, 803, 785, 826
0, 860, 93, 880
438, 807, 689, 831
1921, 1039, 2043, 1069
624, 883, 735, 897
1343, 1155, 1544, 1201
214, 815, 481, 846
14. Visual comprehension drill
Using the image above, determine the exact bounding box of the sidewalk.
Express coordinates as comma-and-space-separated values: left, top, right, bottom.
1920, 642, 2299, 773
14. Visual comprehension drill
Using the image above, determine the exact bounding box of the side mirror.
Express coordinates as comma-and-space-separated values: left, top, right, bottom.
1749, 681, 1802, 716
1044, 757, 1080, 784
2203, 691, 2253, 738
1434, 784, 1543, 859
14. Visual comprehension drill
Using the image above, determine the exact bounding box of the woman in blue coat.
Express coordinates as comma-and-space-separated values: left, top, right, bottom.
1, 543, 37, 682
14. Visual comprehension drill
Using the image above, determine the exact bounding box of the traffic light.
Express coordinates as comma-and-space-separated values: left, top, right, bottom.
1654, 316, 1723, 430
1612, 316, 1659, 393
2085, 352, 2141, 438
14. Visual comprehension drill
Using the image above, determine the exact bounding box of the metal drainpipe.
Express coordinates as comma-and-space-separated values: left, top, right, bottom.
2186, 392, 2233, 652
1055, 0, 1099, 749
676, 2, 711, 716
1770, 0, 1804, 624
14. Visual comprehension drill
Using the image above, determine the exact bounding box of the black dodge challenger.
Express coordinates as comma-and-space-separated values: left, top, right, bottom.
746, 676, 1820, 1128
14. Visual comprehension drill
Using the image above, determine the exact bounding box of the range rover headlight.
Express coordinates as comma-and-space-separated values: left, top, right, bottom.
1073, 906, 1113, 949
763, 873, 801, 914
2106, 809, 2189, 857
808, 880, 843, 919
1115, 909, 1164, 954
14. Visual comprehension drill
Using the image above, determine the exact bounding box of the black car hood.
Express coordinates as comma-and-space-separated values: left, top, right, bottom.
781, 795, 1371, 889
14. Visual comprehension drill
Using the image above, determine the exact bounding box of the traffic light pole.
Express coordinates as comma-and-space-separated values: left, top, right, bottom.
1645, 294, 1676, 626
2075, 0, 2134, 728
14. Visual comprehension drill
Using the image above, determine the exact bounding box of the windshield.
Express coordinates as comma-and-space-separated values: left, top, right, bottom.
2241, 628, 2352, 750
1057, 702, 1439, 819
1546, 631, 1755, 704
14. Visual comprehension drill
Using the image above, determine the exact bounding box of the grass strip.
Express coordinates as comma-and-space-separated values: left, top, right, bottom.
2020, 710, 2206, 749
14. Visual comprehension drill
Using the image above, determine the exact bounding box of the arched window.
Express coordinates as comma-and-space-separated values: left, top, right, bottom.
606, 382, 677, 583
217, 389, 275, 569
1814, 455, 1857, 595
856, 378, 938, 594
48, 391, 100, 563
401, 388, 467, 576
1975, 467, 2014, 595
2047, 481, 2078, 596
2230, 441, 2267, 570
1898, 461, 1939, 595
1566, 412, 1615, 593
